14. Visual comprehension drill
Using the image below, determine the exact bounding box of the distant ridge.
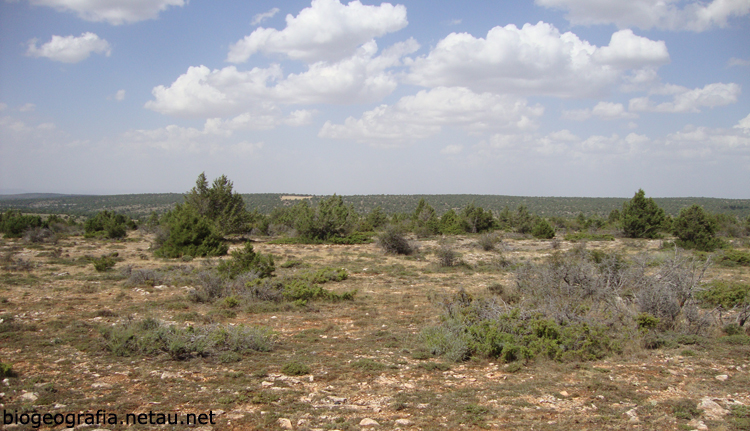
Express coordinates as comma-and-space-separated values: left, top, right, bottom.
0, 193, 82, 201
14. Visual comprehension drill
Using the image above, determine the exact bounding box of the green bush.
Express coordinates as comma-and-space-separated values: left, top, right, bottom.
421, 296, 614, 363
294, 195, 357, 241
0, 210, 47, 238
697, 280, 749, 309
217, 242, 275, 279
716, 250, 750, 267
531, 218, 555, 239
281, 361, 310, 376
0, 361, 15, 378
100, 318, 274, 359
672, 205, 724, 251
92, 255, 117, 272
621, 189, 666, 239
636, 313, 660, 330
154, 204, 228, 258
84, 210, 136, 239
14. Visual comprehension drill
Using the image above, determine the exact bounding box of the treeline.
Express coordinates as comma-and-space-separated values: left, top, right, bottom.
3, 174, 750, 259
2, 192, 750, 220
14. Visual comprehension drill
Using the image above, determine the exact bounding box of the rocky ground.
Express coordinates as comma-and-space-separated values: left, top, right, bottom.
1, 232, 749, 430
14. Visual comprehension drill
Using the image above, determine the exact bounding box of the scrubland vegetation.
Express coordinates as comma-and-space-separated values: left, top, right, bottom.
1, 175, 750, 429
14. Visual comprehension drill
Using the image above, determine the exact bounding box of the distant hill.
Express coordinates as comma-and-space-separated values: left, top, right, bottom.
1, 193, 749, 220
0, 193, 80, 201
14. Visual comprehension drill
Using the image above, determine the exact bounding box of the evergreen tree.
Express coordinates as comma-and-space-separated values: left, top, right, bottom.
461, 202, 495, 233
672, 205, 723, 251
621, 189, 666, 239
412, 198, 439, 236
184, 173, 249, 236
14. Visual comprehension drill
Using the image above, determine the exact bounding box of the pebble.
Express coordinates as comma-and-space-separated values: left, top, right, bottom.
715, 374, 729, 381
395, 419, 412, 426
278, 418, 293, 429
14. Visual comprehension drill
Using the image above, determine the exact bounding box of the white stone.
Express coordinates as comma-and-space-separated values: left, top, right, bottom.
698, 397, 729, 420
395, 419, 412, 426
359, 418, 379, 427
715, 374, 729, 381
278, 417, 293, 429
19, 392, 38, 402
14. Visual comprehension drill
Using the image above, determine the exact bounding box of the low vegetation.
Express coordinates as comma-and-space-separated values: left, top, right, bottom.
2, 178, 750, 429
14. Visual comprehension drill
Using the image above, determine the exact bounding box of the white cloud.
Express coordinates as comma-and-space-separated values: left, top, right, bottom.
319, 86, 543, 146
405, 23, 669, 98
121, 120, 269, 155
728, 57, 750, 67
27, 0, 186, 25
661, 123, 750, 158
563, 101, 637, 121
147, 39, 417, 118
736, 113, 750, 131
19, 103, 36, 112
115, 90, 126, 101
227, 0, 407, 63
591, 102, 638, 119
535, 0, 750, 32
629, 82, 741, 113
252, 7, 280, 25
26, 33, 111, 63
441, 144, 463, 154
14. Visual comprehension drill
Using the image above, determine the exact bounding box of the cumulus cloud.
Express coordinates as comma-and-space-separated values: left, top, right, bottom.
115, 90, 126, 101
405, 22, 669, 98
26, 33, 111, 63
535, 0, 750, 32
629, 82, 741, 113
318, 86, 543, 146
736, 113, 750, 131
563, 102, 637, 120
252, 7, 280, 25
27, 0, 186, 25
19, 103, 36, 112
227, 0, 407, 63
147, 39, 418, 118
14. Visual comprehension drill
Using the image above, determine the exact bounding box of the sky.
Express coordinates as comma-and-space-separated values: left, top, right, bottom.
1, 0, 749, 198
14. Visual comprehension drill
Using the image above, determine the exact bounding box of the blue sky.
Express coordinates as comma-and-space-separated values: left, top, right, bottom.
1, 0, 748, 198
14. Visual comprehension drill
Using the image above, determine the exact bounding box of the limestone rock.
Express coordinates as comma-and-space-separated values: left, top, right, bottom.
395, 418, 413, 426
19, 392, 38, 402
715, 374, 728, 381
359, 418, 379, 427
698, 397, 729, 420
278, 417, 293, 429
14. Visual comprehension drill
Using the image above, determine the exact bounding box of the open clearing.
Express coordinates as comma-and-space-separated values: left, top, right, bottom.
1, 232, 749, 430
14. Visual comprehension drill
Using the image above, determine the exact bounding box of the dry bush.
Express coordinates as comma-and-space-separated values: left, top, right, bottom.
376, 226, 414, 255
435, 244, 459, 267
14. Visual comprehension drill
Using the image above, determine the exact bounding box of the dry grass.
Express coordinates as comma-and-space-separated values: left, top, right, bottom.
1, 231, 749, 430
